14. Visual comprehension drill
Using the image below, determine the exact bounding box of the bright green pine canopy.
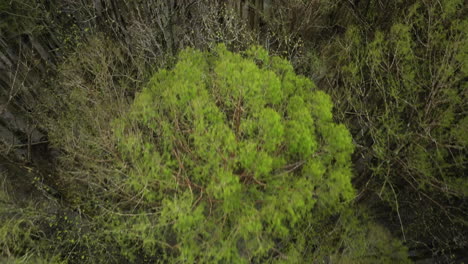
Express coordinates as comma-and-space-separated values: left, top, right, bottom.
114, 44, 355, 262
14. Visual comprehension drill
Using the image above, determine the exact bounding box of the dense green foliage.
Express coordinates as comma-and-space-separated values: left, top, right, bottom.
112, 44, 354, 262
0, 0, 466, 263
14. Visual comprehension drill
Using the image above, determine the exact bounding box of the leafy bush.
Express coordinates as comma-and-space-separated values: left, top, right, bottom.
111, 44, 355, 262
0, 171, 66, 263
321, 0, 467, 252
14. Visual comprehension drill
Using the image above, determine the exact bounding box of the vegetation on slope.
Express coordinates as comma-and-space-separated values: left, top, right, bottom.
0, 0, 466, 263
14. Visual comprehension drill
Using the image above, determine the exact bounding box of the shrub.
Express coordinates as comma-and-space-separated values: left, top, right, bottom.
321, 0, 467, 252
112, 44, 355, 262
